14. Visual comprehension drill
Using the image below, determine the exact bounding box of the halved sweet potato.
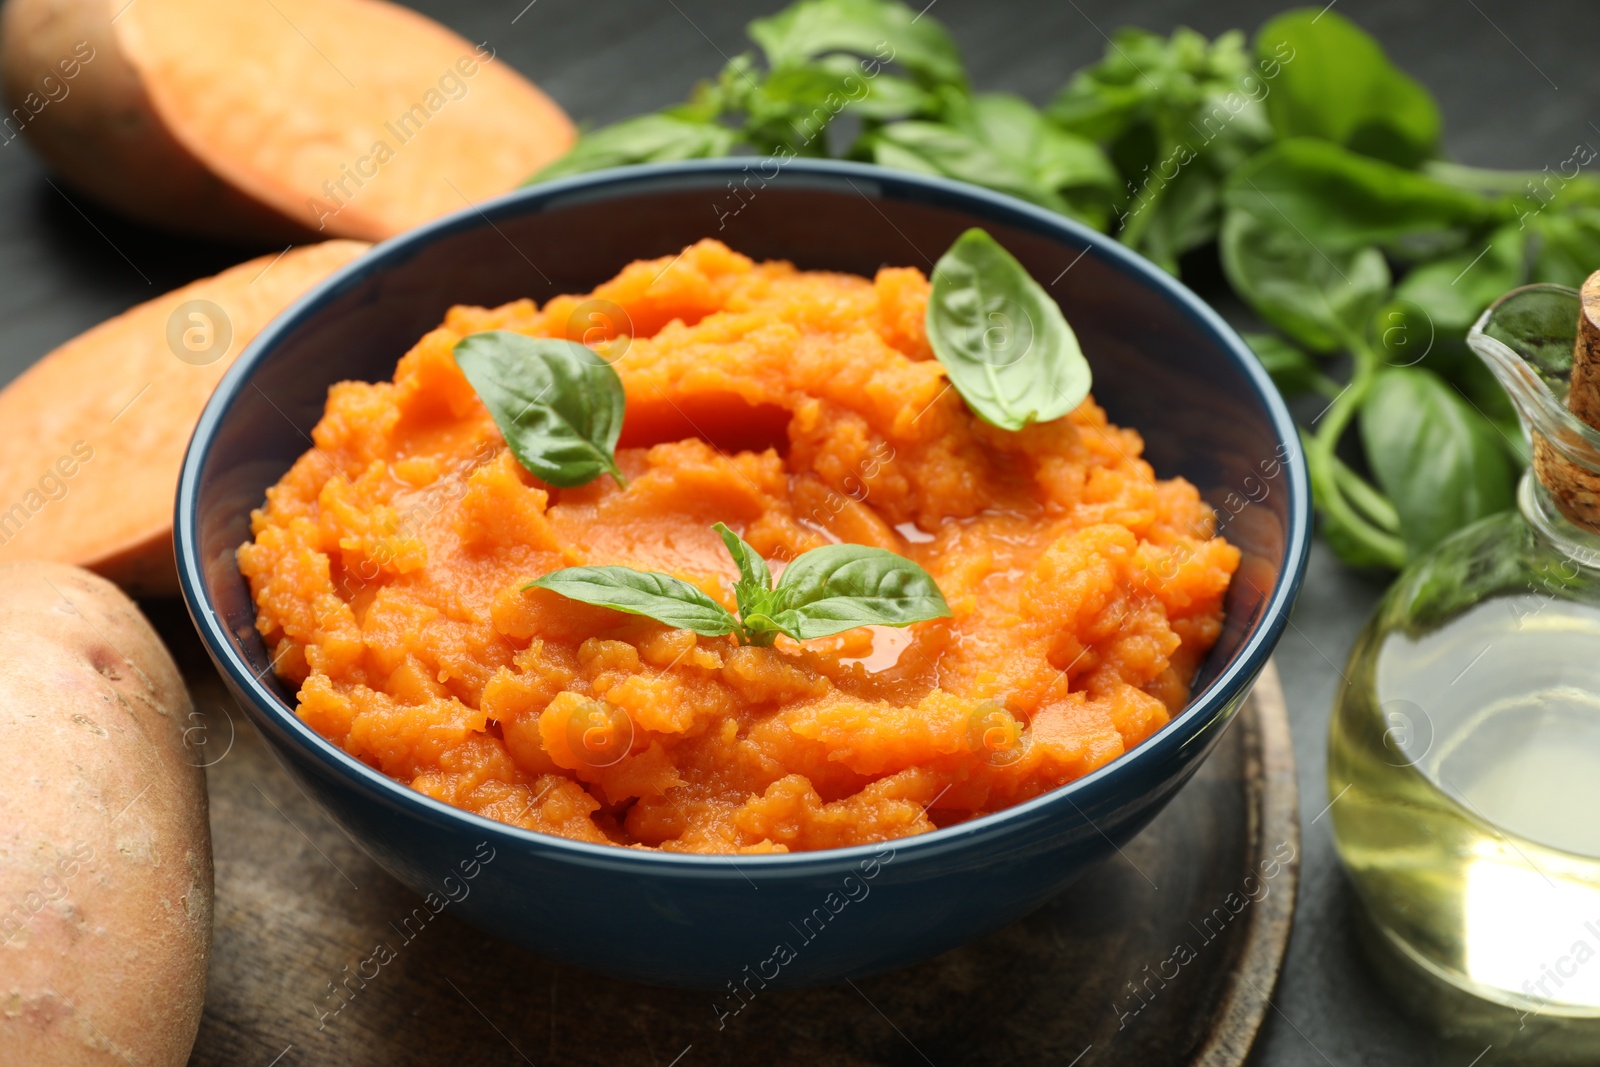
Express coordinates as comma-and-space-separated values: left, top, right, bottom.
0, 240, 368, 594
0, 0, 574, 241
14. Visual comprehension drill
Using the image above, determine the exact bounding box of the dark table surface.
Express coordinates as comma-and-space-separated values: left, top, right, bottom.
2, 1, 1593, 1063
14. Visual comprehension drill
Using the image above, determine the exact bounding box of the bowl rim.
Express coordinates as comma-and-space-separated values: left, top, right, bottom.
176, 158, 1311, 874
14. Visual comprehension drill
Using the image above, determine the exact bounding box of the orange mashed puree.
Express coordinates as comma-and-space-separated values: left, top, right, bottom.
239, 239, 1239, 854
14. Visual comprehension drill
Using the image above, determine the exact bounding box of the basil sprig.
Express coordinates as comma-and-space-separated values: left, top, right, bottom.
925, 228, 1092, 431
527, 522, 950, 645
453, 331, 627, 488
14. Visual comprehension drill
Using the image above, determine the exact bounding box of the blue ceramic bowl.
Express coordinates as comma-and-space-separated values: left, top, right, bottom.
176, 159, 1310, 989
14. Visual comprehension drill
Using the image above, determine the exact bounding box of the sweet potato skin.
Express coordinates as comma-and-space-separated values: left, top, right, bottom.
0, 0, 314, 241
0, 563, 211, 1066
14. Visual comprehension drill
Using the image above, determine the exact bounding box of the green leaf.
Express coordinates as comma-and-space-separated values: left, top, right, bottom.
734, 55, 940, 156
1048, 27, 1265, 145
1122, 167, 1221, 275
747, 0, 965, 87
526, 567, 740, 636
868, 122, 1053, 204
713, 522, 772, 593
453, 332, 627, 488
529, 527, 949, 645
960, 94, 1119, 196
712, 522, 775, 621
1242, 331, 1332, 398
1220, 208, 1390, 352
1047, 59, 1152, 144
864, 96, 1116, 227
1224, 139, 1504, 257
1392, 224, 1528, 336
529, 114, 739, 182
738, 65, 854, 155
1366, 225, 1528, 383
838, 70, 936, 121
1046, 25, 1275, 262
762, 543, 950, 641
925, 228, 1092, 429
1255, 8, 1441, 168
1359, 367, 1517, 559
1531, 207, 1600, 287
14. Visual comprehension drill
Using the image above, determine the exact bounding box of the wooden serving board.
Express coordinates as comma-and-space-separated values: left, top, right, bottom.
145, 601, 1299, 1067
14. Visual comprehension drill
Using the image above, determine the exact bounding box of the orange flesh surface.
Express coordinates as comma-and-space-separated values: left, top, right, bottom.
239, 240, 1240, 854
0, 239, 369, 591
116, 0, 575, 240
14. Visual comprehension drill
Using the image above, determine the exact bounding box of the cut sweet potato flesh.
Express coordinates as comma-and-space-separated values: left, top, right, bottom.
0, 240, 369, 594
113, 0, 575, 241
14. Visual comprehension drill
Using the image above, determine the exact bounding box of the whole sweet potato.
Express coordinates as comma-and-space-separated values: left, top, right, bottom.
0, 563, 211, 1066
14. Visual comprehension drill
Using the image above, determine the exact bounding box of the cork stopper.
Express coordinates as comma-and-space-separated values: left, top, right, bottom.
1532, 269, 1600, 531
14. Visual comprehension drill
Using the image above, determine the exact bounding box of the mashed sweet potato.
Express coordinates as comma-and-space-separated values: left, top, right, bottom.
239, 239, 1239, 853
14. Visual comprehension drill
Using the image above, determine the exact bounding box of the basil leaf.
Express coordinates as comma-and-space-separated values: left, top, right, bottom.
1224, 140, 1503, 258
960, 94, 1118, 196
526, 567, 740, 636
925, 228, 1091, 430
865, 119, 1112, 229
765, 543, 950, 641
1359, 367, 1516, 559
740, 65, 857, 156
713, 522, 771, 593
1256, 8, 1440, 168
528, 531, 948, 645
868, 122, 1050, 202
453, 331, 626, 488
530, 114, 739, 182
818, 66, 932, 122
1366, 225, 1527, 399
1048, 27, 1265, 147
1047, 26, 1271, 265
1219, 208, 1390, 352
1046, 28, 1167, 143
712, 521, 776, 622
1392, 224, 1527, 337
1531, 207, 1600, 288
747, 0, 965, 87
1125, 168, 1222, 276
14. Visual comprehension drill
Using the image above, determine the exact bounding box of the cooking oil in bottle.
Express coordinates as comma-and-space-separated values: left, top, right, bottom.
1330, 281, 1600, 1060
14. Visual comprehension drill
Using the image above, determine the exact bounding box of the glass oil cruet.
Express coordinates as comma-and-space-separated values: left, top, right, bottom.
1329, 274, 1600, 1060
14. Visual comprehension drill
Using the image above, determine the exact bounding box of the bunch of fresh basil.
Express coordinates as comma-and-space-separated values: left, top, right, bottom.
1212, 9, 1600, 569
530, 0, 1600, 574
531, 0, 1122, 229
